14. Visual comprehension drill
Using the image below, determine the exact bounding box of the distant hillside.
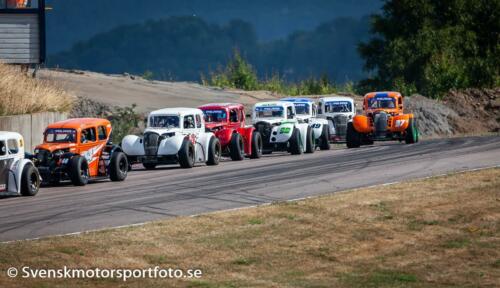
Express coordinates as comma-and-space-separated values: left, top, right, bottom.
45, 0, 382, 53
50, 16, 371, 83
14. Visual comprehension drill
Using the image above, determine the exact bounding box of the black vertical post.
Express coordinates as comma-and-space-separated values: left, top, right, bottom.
38, 0, 46, 64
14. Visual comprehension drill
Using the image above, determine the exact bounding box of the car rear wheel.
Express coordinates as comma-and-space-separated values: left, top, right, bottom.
289, 128, 303, 155
405, 118, 418, 144
346, 122, 361, 148
229, 133, 245, 161
305, 126, 315, 153
69, 156, 89, 186
250, 131, 263, 159
20, 164, 40, 196
207, 136, 221, 166
319, 124, 331, 150
110, 151, 128, 181
179, 139, 195, 168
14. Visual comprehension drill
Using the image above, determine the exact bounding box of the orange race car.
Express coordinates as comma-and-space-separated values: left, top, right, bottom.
346, 91, 419, 148
33, 118, 128, 186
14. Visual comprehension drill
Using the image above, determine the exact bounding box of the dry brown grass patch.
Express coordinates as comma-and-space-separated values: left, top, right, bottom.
0, 168, 499, 287
0, 63, 74, 116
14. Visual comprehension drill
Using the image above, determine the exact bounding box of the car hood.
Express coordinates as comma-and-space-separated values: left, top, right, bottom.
205, 122, 227, 130
252, 118, 291, 125
144, 128, 183, 135
35, 143, 76, 152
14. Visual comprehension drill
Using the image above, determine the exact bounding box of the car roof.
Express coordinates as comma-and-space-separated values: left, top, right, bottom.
254, 101, 293, 108
320, 96, 354, 102
198, 103, 243, 110
0, 131, 23, 141
45, 118, 111, 130
149, 107, 203, 116
365, 91, 402, 99
280, 97, 314, 103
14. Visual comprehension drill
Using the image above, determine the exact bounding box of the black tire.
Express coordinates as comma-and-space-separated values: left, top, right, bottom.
289, 128, 303, 155
178, 138, 195, 168
319, 124, 331, 150
305, 126, 315, 153
20, 164, 40, 196
229, 133, 245, 161
142, 163, 157, 170
346, 122, 361, 148
250, 131, 263, 159
69, 156, 89, 186
206, 136, 221, 166
110, 151, 128, 181
405, 118, 418, 144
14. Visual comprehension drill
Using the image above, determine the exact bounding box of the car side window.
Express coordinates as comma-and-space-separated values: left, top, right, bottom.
98, 126, 107, 141
0, 141, 6, 156
7, 139, 19, 154
230, 109, 239, 122
81, 128, 97, 143
195, 114, 202, 129
287, 107, 294, 119
184, 115, 195, 129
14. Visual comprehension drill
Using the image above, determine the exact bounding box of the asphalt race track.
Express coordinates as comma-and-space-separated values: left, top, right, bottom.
1, 136, 499, 242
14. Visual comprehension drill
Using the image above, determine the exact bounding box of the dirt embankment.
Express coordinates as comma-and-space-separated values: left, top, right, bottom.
42, 69, 498, 138
405, 89, 499, 137
444, 88, 500, 134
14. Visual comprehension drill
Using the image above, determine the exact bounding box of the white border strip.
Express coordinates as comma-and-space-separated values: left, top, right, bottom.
2, 165, 499, 244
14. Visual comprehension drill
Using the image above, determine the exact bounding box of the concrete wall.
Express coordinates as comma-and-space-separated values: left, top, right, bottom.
0, 112, 67, 152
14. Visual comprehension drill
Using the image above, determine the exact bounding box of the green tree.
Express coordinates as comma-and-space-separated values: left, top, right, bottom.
358, 0, 500, 98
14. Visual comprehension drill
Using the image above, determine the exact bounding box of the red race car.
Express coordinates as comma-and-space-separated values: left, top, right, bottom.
199, 103, 263, 160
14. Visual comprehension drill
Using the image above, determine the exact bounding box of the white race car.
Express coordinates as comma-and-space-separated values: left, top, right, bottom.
281, 97, 331, 150
252, 101, 312, 154
121, 108, 221, 169
0, 132, 41, 197
317, 96, 356, 142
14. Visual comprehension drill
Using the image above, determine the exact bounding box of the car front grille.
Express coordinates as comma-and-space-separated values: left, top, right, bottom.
143, 132, 160, 156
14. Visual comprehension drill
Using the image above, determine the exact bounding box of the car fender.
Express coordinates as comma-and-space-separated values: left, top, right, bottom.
121, 135, 145, 156
391, 114, 413, 132
237, 126, 255, 155
214, 128, 233, 149
8, 159, 36, 194
270, 123, 294, 143
157, 134, 185, 156
308, 118, 327, 140
296, 123, 309, 151
352, 115, 372, 133
196, 132, 215, 162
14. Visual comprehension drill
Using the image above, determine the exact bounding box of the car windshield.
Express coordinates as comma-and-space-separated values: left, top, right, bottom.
325, 101, 352, 113
202, 109, 227, 123
45, 129, 77, 143
149, 115, 180, 128
255, 106, 284, 118
293, 103, 310, 115
369, 98, 396, 109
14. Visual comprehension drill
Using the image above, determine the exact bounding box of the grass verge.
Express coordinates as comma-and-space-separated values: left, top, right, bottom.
0, 168, 499, 287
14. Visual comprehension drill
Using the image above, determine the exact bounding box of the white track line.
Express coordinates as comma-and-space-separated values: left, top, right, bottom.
2, 165, 499, 244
